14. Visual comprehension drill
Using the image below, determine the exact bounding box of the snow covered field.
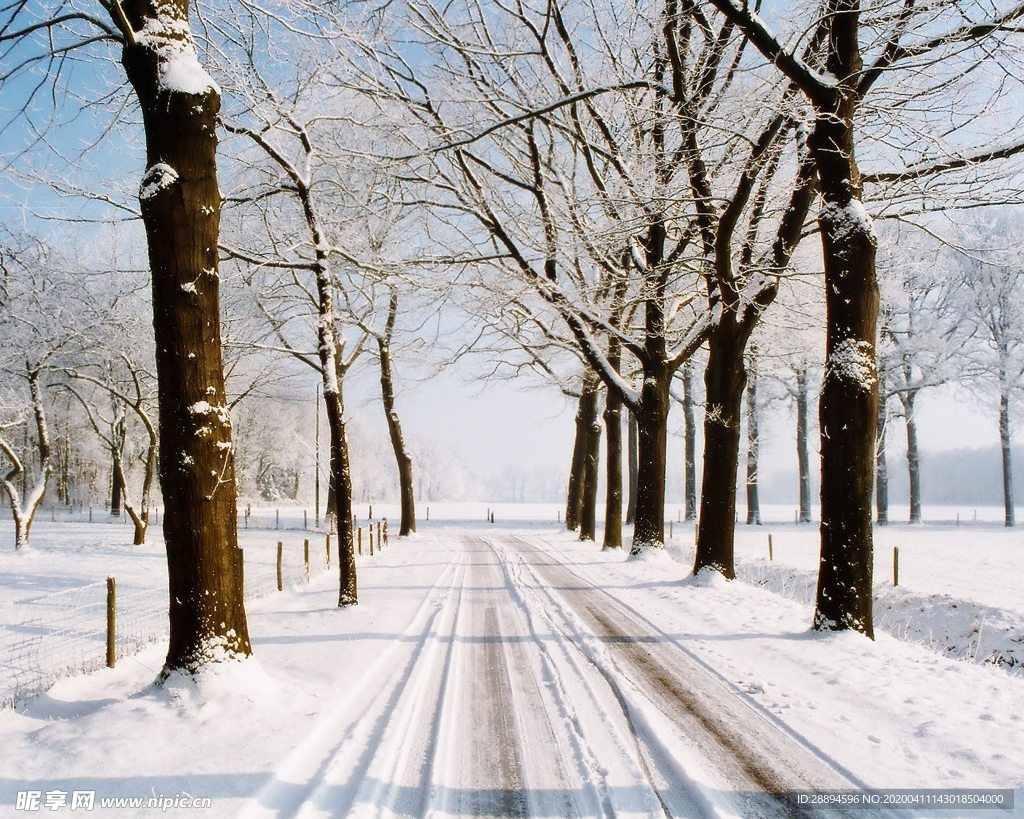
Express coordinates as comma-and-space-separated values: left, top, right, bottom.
0, 508, 1022, 817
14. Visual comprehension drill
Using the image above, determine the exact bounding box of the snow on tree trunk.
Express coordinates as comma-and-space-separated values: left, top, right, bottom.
120, 0, 250, 672
1, 366, 52, 550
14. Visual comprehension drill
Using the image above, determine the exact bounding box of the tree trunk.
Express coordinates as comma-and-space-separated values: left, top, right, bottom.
626, 409, 639, 524
904, 388, 922, 523
603, 393, 623, 549
875, 392, 889, 525
1000, 388, 1015, 527
109, 413, 125, 517
603, 334, 624, 549
326, 382, 357, 604
694, 324, 747, 576
631, 364, 670, 554
121, 1, 251, 671
810, 24, 879, 636
683, 363, 698, 522
378, 291, 415, 536
796, 368, 812, 523
566, 376, 599, 531
745, 363, 761, 525
579, 393, 602, 542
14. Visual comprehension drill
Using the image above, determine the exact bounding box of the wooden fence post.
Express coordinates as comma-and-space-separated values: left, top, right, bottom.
277, 542, 283, 591
304, 509, 308, 530
276, 509, 280, 529
894, 546, 900, 587
383, 519, 388, 546
369, 527, 374, 556
304, 539, 310, 581
106, 577, 116, 669
768, 534, 773, 561
358, 528, 362, 556
377, 522, 382, 550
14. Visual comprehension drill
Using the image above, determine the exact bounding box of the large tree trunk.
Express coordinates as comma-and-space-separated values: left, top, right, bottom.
1000, 388, 1015, 527
378, 291, 415, 537
626, 410, 639, 524
875, 392, 889, 525
694, 323, 747, 576
796, 367, 812, 523
579, 393, 602, 542
566, 376, 599, 531
326, 382, 357, 604
120, 1, 251, 672
745, 362, 761, 526
903, 388, 922, 523
682, 363, 697, 522
631, 363, 670, 554
603, 341, 624, 549
811, 13, 879, 637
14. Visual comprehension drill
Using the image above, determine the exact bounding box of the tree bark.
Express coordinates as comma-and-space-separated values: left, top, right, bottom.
683, 363, 697, 522
120, 0, 251, 671
579, 392, 602, 542
796, 367, 812, 523
631, 362, 670, 554
875, 392, 889, 525
694, 322, 747, 576
566, 375, 599, 531
378, 290, 415, 536
1000, 388, 1015, 527
603, 340, 624, 549
626, 409, 639, 524
903, 388, 922, 523
745, 362, 761, 525
811, 6, 879, 638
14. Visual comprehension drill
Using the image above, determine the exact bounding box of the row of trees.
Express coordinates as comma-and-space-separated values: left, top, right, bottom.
3, 0, 1023, 681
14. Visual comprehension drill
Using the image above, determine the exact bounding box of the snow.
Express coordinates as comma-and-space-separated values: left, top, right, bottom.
138, 163, 178, 202
1, 509, 1021, 817
827, 337, 878, 390
136, 12, 219, 97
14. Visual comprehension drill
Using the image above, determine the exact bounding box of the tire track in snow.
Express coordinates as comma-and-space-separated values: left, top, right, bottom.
234, 544, 469, 819
499, 534, 897, 819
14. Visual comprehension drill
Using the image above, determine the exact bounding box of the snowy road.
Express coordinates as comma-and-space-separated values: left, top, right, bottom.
238, 532, 881, 819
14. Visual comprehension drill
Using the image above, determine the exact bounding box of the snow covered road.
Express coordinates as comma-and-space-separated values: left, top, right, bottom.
239, 532, 880, 819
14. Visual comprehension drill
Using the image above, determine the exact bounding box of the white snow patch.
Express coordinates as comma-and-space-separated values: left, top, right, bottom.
139, 163, 178, 201
136, 12, 219, 96
820, 198, 876, 244
827, 338, 877, 390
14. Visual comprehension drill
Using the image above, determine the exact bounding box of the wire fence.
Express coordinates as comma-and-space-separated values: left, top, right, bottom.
0, 535, 340, 710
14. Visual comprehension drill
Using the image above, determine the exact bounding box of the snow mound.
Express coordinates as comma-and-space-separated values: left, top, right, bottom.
158, 655, 280, 719
627, 543, 676, 564
685, 566, 731, 588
